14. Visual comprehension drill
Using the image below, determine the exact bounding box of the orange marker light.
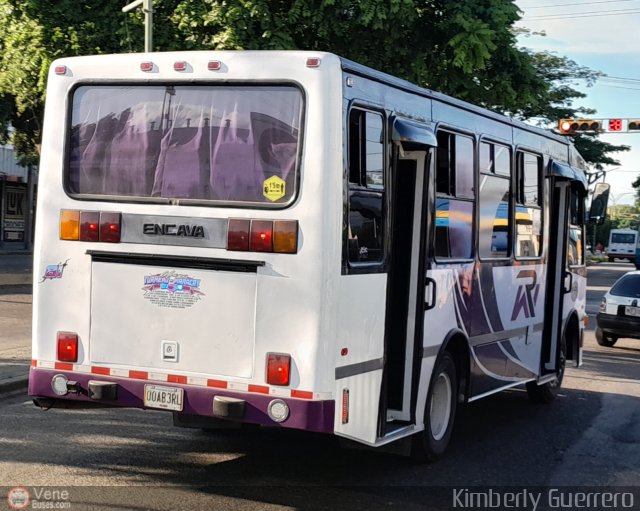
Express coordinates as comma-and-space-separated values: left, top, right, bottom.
273, 220, 298, 254
60, 210, 80, 240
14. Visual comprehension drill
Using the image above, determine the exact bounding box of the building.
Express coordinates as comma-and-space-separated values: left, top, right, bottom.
0, 144, 35, 247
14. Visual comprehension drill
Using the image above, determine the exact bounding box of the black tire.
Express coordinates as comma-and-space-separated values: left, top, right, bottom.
595, 327, 618, 347
608, 257, 614, 262
526, 335, 567, 404
412, 352, 458, 462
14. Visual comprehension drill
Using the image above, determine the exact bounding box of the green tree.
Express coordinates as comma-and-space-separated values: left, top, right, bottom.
0, 0, 630, 169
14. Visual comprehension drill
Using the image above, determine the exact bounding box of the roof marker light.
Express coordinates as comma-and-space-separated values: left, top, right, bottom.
140, 61, 154, 72
54, 65, 67, 75
174, 61, 187, 71
306, 57, 321, 68
207, 60, 222, 71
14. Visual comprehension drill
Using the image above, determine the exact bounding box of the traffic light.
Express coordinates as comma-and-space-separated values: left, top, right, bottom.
558, 119, 602, 134
608, 119, 623, 132
628, 120, 640, 131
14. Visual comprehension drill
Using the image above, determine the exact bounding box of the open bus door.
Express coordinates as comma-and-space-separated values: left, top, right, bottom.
540, 162, 589, 383
380, 118, 436, 438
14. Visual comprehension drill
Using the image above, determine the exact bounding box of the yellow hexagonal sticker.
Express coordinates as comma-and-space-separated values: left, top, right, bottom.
263, 175, 286, 202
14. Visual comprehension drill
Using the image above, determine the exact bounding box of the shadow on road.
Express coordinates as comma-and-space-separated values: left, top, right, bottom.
0, 285, 32, 296
0, 384, 612, 509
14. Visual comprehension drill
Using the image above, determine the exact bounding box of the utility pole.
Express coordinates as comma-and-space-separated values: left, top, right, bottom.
122, 0, 153, 52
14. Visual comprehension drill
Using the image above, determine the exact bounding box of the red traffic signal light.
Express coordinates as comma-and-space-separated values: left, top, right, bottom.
558, 119, 601, 134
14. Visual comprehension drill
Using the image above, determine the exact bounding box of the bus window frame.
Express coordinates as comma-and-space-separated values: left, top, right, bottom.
513, 148, 544, 262
344, 103, 388, 273
477, 137, 512, 262
62, 79, 307, 211
432, 126, 476, 264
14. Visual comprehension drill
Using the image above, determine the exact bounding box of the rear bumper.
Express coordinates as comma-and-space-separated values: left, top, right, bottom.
596, 313, 640, 340
28, 367, 335, 434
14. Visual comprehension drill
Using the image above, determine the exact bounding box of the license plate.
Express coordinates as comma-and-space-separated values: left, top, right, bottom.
625, 306, 640, 317
144, 384, 184, 411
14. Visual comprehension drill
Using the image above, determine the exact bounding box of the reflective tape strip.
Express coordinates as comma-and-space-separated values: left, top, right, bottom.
32, 360, 322, 400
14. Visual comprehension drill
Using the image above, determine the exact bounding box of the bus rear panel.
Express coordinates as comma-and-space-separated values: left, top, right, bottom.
29, 51, 344, 434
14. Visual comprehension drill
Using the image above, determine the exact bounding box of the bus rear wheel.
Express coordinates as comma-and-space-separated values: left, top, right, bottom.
411, 351, 458, 462
526, 335, 567, 404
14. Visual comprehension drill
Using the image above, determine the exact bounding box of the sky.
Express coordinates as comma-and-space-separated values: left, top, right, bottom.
515, 0, 640, 206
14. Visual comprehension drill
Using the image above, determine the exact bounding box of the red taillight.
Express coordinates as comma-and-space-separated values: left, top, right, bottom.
57, 332, 78, 363
100, 212, 121, 242
227, 219, 250, 251
140, 61, 154, 72
207, 60, 222, 71
306, 57, 321, 68
54, 65, 67, 75
266, 353, 291, 386
250, 220, 273, 252
79, 211, 100, 242
228, 218, 298, 253
174, 61, 187, 71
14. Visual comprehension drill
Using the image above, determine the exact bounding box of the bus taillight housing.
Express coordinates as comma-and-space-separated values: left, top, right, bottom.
227, 219, 298, 254
266, 353, 291, 386
57, 332, 78, 362
60, 210, 121, 242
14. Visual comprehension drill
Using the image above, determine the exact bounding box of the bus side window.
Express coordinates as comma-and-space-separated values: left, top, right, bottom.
347, 109, 385, 264
515, 152, 543, 258
434, 131, 474, 260
478, 142, 511, 259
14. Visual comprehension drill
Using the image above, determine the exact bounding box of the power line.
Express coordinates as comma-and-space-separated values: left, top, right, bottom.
523, 8, 640, 20
523, 0, 637, 9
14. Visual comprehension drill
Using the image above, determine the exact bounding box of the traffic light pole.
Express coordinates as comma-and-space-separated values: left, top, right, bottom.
122, 0, 153, 52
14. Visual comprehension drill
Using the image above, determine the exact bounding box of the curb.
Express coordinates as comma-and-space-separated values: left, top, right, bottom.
0, 374, 29, 395
0, 274, 32, 287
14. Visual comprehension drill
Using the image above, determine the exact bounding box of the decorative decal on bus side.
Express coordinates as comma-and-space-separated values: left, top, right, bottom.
142, 271, 204, 309
39, 259, 70, 283
263, 175, 286, 202
511, 269, 541, 321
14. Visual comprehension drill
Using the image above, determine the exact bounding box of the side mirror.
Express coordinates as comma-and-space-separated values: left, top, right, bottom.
588, 183, 610, 225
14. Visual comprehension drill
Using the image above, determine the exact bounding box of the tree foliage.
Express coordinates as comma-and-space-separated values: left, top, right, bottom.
0, 0, 629, 168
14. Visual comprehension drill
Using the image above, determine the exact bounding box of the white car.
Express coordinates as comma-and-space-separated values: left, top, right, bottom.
596, 270, 640, 347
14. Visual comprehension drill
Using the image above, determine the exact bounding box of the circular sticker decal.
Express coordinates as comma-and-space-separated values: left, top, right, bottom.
7, 487, 30, 510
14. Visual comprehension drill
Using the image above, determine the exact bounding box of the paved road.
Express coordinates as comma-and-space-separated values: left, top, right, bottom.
0, 263, 637, 510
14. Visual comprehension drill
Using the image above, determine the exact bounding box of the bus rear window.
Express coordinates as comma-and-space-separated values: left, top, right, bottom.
67, 85, 303, 206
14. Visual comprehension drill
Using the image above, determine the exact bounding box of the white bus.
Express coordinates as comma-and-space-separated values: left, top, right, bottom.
607, 228, 637, 263
30, 51, 597, 459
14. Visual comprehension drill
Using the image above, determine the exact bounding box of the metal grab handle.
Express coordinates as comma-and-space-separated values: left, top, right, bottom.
425, 277, 437, 311
563, 271, 573, 294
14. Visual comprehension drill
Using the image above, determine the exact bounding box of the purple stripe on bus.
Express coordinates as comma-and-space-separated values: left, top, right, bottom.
28, 368, 335, 434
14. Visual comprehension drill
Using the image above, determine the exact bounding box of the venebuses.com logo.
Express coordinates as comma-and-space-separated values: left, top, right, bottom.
7, 487, 30, 510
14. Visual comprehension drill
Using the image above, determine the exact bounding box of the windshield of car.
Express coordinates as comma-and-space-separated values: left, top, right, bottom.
610, 274, 640, 298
